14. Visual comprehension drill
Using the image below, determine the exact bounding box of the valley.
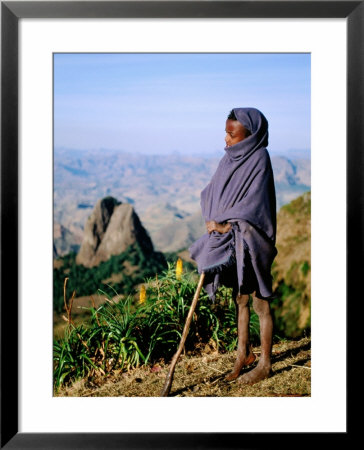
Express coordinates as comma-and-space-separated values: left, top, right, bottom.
54, 147, 310, 254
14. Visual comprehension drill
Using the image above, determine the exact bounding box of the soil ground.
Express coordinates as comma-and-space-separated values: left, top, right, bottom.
55, 336, 310, 397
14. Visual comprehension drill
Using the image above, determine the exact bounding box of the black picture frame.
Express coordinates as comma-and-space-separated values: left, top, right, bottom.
1, 1, 359, 448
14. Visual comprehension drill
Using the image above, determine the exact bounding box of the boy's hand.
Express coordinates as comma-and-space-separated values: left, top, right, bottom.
206, 220, 232, 234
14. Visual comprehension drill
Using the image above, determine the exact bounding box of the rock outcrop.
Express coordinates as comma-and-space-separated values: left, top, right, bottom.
76, 196, 154, 268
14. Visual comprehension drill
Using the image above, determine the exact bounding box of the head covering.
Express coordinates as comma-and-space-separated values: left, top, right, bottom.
189, 107, 277, 301
230, 107, 269, 159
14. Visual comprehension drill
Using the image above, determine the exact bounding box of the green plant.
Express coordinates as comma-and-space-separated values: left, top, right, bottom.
53, 243, 167, 312
54, 262, 268, 390
300, 261, 310, 277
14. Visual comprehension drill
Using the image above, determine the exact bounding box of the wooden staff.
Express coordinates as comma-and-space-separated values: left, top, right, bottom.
160, 272, 205, 397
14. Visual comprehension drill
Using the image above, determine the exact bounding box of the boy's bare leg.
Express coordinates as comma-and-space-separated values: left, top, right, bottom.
239, 295, 273, 384
225, 292, 256, 381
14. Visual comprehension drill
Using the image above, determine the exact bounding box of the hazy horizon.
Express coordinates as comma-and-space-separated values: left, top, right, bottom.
54, 145, 311, 160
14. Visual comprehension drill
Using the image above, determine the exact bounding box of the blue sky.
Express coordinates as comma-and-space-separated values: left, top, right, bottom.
54, 53, 310, 155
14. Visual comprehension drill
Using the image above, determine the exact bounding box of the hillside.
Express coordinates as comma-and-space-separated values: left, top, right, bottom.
53, 148, 310, 255
54, 192, 311, 397
54, 192, 311, 341
56, 336, 311, 397
271, 191, 311, 337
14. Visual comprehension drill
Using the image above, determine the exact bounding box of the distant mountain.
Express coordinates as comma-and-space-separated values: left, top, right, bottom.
53, 148, 310, 255
270, 148, 310, 160
273, 155, 310, 207
76, 196, 154, 268
151, 210, 205, 253
142, 202, 191, 235
54, 222, 83, 256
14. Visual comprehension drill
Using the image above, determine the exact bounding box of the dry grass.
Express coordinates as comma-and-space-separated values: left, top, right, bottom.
55, 336, 310, 398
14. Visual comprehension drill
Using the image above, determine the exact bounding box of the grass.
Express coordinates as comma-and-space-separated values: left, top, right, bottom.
54, 261, 263, 391
55, 336, 311, 397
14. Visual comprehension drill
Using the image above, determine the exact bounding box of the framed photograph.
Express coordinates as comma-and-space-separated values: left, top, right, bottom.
2, 0, 359, 448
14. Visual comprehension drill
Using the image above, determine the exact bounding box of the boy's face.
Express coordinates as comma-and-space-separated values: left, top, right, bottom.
225, 119, 249, 148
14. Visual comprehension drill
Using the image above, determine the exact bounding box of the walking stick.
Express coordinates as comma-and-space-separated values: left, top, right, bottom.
160, 272, 205, 397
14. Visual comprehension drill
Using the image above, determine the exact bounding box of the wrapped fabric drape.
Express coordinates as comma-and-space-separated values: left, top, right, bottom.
189, 108, 277, 301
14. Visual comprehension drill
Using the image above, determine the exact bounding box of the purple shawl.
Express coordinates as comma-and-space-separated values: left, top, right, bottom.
189, 108, 277, 301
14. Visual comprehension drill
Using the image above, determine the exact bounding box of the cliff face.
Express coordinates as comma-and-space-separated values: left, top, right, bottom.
76, 196, 154, 268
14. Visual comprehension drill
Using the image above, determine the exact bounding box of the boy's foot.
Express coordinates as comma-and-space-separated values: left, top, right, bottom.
225, 352, 256, 381
237, 359, 271, 385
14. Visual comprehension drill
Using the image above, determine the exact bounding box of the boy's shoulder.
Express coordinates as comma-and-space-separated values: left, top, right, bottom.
254, 147, 271, 162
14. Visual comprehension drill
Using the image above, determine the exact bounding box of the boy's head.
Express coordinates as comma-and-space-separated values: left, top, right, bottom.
225, 109, 251, 148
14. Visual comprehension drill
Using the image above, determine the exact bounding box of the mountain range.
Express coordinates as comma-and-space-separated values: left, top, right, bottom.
54, 148, 310, 255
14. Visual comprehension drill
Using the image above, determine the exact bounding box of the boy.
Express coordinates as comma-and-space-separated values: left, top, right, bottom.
189, 107, 277, 384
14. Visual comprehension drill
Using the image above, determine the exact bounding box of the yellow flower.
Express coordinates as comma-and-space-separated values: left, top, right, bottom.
176, 258, 183, 280
139, 285, 146, 304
